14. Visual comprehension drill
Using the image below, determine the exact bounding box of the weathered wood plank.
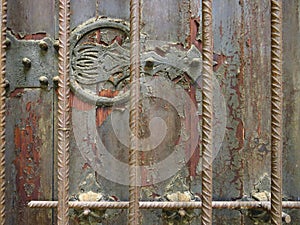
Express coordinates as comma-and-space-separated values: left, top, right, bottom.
282, 1, 300, 224
6, 88, 53, 224
7, 0, 55, 37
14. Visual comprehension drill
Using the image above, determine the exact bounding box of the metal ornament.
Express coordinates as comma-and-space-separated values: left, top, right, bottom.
270, 0, 283, 224
0, 0, 6, 224
201, 0, 214, 225
57, 0, 71, 224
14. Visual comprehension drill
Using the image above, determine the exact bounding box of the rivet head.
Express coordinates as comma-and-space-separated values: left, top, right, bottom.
83, 208, 91, 216
53, 40, 59, 51
4, 79, 9, 88
22, 58, 31, 68
191, 58, 201, 67
284, 214, 291, 223
178, 208, 186, 217
5, 38, 11, 48
39, 40, 48, 51
144, 57, 154, 70
52, 76, 59, 83
39, 76, 49, 87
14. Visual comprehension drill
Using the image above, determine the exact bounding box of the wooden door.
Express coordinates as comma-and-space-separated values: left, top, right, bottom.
3, 0, 300, 224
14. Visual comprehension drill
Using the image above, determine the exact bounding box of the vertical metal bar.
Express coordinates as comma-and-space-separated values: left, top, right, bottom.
270, 0, 283, 224
129, 0, 141, 224
0, 0, 6, 224
57, 0, 71, 224
201, 0, 213, 225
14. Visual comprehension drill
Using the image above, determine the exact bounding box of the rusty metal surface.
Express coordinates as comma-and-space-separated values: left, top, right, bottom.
129, 0, 141, 224
57, 0, 71, 224
5, 32, 56, 92
270, 0, 283, 224
0, 0, 6, 224
201, 0, 213, 224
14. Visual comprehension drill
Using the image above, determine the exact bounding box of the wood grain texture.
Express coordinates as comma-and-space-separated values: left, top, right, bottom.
7, 0, 55, 37
6, 89, 53, 224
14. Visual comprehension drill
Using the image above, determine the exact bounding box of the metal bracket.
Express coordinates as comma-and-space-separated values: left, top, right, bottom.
5, 31, 58, 93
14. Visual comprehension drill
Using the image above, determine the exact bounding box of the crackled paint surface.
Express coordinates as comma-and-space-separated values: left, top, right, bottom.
4, 0, 300, 224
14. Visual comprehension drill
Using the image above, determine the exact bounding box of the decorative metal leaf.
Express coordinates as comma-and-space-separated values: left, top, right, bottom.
72, 42, 130, 85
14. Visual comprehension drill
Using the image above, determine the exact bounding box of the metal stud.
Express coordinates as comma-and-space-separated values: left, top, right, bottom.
39, 40, 48, 51
39, 76, 49, 88
22, 57, 31, 69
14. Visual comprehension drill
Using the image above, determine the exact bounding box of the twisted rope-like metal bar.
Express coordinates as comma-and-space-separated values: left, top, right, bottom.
57, 0, 71, 224
270, 1, 283, 224
129, 0, 141, 224
201, 1, 213, 225
28, 200, 300, 210
0, 1, 6, 224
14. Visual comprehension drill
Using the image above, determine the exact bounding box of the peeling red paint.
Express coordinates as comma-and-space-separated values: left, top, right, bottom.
26, 102, 31, 112
14, 122, 41, 204
219, 21, 223, 37
189, 17, 202, 51
189, 17, 226, 72
71, 93, 93, 111
15, 32, 47, 40
10, 88, 25, 98
235, 119, 245, 150
96, 89, 119, 126
186, 84, 200, 177
140, 153, 151, 187
82, 163, 91, 170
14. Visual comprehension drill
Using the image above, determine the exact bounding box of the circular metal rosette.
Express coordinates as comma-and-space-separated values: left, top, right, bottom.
71, 18, 226, 186
70, 17, 131, 106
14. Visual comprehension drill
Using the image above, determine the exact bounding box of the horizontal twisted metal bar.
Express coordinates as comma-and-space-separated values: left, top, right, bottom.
28, 201, 300, 209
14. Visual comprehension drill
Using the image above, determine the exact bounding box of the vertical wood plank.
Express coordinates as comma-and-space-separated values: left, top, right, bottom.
6, 89, 53, 224
282, 1, 300, 224
7, 0, 55, 37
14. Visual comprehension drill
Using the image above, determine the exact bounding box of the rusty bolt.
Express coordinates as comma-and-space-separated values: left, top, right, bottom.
178, 208, 186, 217
283, 212, 291, 224
144, 57, 154, 70
4, 79, 9, 89
53, 40, 59, 51
83, 208, 91, 216
39, 76, 49, 87
5, 38, 11, 48
22, 57, 31, 68
53, 76, 60, 83
191, 58, 201, 67
39, 40, 48, 51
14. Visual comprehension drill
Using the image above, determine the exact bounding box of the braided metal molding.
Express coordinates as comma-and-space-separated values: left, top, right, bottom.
128, 0, 141, 224
57, 0, 71, 224
0, 0, 6, 224
28, 200, 300, 210
201, 0, 214, 225
270, 0, 283, 224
